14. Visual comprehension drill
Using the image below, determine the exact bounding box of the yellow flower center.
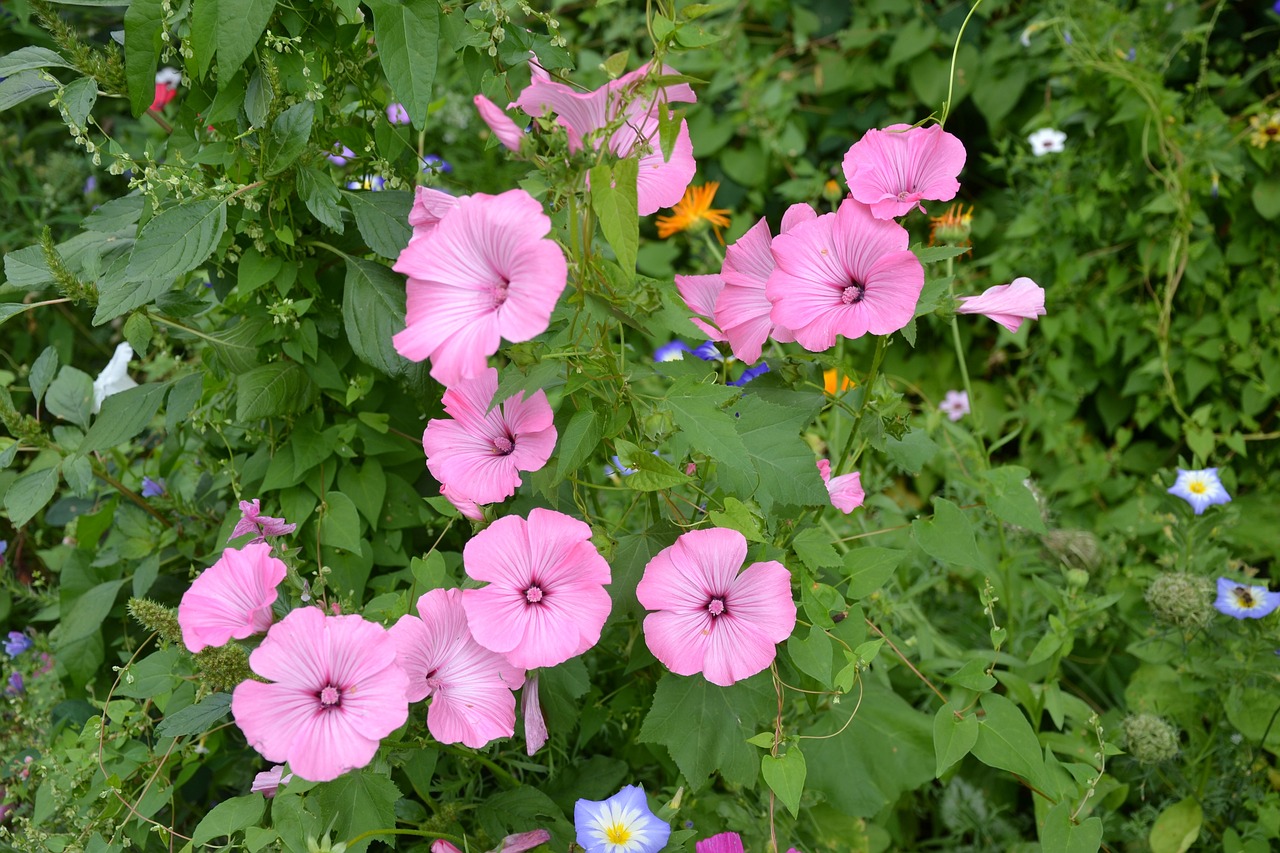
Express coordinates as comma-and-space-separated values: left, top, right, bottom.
1234, 587, 1257, 609
1188, 481, 1206, 494
605, 823, 633, 844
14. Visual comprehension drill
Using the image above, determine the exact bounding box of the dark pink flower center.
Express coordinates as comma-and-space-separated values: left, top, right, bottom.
525, 585, 544, 604
492, 434, 514, 455
841, 283, 866, 305
424, 668, 443, 694
319, 685, 342, 708
493, 277, 511, 308
707, 597, 726, 617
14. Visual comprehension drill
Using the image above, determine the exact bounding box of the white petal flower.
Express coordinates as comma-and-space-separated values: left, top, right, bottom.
92, 343, 139, 414
1028, 128, 1067, 157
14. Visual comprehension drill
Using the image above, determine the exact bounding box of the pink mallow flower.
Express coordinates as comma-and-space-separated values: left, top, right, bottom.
422, 367, 557, 506
939, 389, 969, 421
766, 199, 924, 352
462, 509, 612, 669
408, 186, 459, 239
392, 189, 568, 386
955, 277, 1046, 333
178, 542, 287, 653
697, 834, 803, 853
674, 274, 728, 342
817, 460, 865, 514
390, 589, 525, 748
228, 499, 297, 542
521, 673, 548, 756
474, 94, 524, 151
441, 485, 485, 522
231, 607, 409, 782
712, 203, 816, 363
841, 123, 966, 219
250, 765, 293, 798
637, 528, 796, 686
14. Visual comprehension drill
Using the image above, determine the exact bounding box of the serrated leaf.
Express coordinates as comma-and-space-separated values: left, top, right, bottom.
310, 769, 400, 853
0, 70, 60, 112
78, 383, 167, 454
189, 0, 218, 80
843, 546, 904, 599
707, 497, 766, 543
933, 701, 978, 776
263, 101, 314, 175
980, 465, 1046, 533
297, 166, 345, 231
4, 245, 52, 286
4, 466, 60, 528
29, 347, 59, 408
911, 498, 980, 566
590, 160, 639, 273
761, 748, 806, 818
0, 46, 75, 77
125, 199, 227, 283
62, 76, 97, 126
204, 317, 269, 374
123, 312, 153, 357
345, 190, 412, 259
235, 362, 316, 420
216, 0, 276, 86
664, 379, 754, 486
45, 366, 94, 430
123, 0, 163, 115
95, 255, 173, 325
155, 692, 231, 738
367, 0, 438, 129
343, 257, 414, 377
192, 795, 265, 845
724, 396, 827, 513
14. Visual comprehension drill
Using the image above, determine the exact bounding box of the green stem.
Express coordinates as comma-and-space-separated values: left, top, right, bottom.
439, 744, 520, 787
946, 257, 988, 462
940, 0, 985, 128
835, 336, 887, 476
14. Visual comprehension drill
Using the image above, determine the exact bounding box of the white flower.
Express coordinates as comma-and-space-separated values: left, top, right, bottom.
1028, 128, 1067, 157
154, 67, 182, 87
92, 343, 139, 414
939, 389, 970, 422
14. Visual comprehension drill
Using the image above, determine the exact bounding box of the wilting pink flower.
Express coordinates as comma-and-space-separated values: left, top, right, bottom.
390, 589, 525, 748
766, 199, 924, 351
387, 102, 411, 125
712, 203, 816, 363
674, 274, 727, 341
817, 460, 865, 514
408, 186, 459, 238
393, 189, 568, 386
228, 499, 297, 541
441, 485, 485, 521
422, 367, 557, 505
178, 542, 287, 653
637, 528, 796, 686
841, 123, 966, 219
939, 389, 969, 421
497, 829, 554, 852
474, 95, 524, 151
231, 608, 409, 782
462, 509, 612, 669
955, 277, 1046, 333
250, 765, 293, 798
522, 673, 548, 756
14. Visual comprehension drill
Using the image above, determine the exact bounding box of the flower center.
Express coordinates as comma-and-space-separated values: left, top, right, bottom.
424, 669, 443, 694
319, 685, 342, 707
841, 283, 866, 305
604, 823, 633, 844
492, 434, 514, 455
492, 277, 511, 308
525, 585, 544, 604
707, 597, 726, 617
1188, 481, 1206, 494
1234, 587, 1256, 609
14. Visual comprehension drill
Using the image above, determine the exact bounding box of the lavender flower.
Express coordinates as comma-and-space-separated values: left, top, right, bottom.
4, 632, 31, 658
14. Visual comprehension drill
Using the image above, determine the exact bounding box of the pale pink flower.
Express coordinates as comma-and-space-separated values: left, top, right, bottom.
250, 765, 293, 798
387, 102, 411, 125
408, 186, 459, 238
392, 189, 568, 386
522, 673, 548, 756
611, 110, 697, 215
390, 589, 525, 748
441, 485, 485, 521
228, 498, 297, 541
841, 123, 966, 219
939, 389, 969, 421
422, 367, 557, 505
712, 203, 816, 363
178, 542, 287, 653
816, 460, 865, 514
474, 95, 524, 151
955, 277, 1046, 333
674, 273, 727, 341
432, 842, 463, 853
462, 509, 612, 669
231, 608, 409, 782
637, 528, 796, 686
765, 199, 924, 351
496, 830, 553, 852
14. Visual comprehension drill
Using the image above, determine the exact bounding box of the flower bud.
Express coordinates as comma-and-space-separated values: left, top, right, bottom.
1121, 713, 1180, 764
1145, 572, 1213, 629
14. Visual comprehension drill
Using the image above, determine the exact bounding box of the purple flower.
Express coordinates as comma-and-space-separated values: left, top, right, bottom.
422, 154, 453, 174
140, 477, 165, 498
654, 341, 692, 362
386, 102, 410, 125
83, 176, 97, 194
1214, 577, 1280, 619
5, 673, 22, 696
347, 175, 385, 191
1167, 468, 1231, 515
327, 142, 356, 166
691, 341, 722, 361
4, 632, 31, 658
1125, 47, 1136, 62
728, 362, 770, 387
0, 540, 6, 565
228, 499, 296, 542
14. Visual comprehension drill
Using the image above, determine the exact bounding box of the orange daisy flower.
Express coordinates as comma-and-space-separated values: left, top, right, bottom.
928, 203, 973, 248
824, 369, 855, 395
656, 182, 731, 240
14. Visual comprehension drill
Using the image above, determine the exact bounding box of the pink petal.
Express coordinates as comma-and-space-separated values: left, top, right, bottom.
675, 273, 726, 340
408, 187, 459, 236
522, 673, 548, 756
617, 113, 697, 216
955, 276, 1045, 333
716, 217, 778, 364
696, 832, 746, 853
841, 124, 966, 220
780, 203, 818, 233
178, 542, 286, 653
473, 94, 524, 151
826, 471, 864, 513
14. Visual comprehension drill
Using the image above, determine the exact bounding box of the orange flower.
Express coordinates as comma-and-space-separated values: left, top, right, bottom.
928, 203, 973, 248
656, 182, 731, 240
824, 369, 855, 395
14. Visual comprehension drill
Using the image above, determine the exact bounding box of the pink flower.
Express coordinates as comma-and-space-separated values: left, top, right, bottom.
422, 367, 557, 505
766, 199, 924, 352
462, 509, 612, 669
522, 673, 548, 756
178, 542, 287, 653
636, 528, 796, 686
841, 123, 966, 219
817, 460, 865, 514
432, 842, 463, 853
939, 389, 969, 421
387, 102, 411, 125
697, 833, 745, 853
474, 95, 524, 151
390, 589, 525, 748
441, 485, 485, 521
955, 277, 1046, 333
231, 608, 409, 782
497, 829, 553, 852
712, 203, 816, 363
151, 67, 181, 111
250, 765, 293, 798
674, 274, 727, 341
392, 189, 568, 386
408, 186, 459, 238
228, 499, 297, 542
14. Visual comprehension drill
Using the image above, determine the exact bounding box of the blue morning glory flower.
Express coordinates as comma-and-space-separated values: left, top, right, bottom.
574, 784, 670, 853
604, 455, 637, 477
691, 341, 722, 361
422, 154, 453, 174
654, 341, 692, 362
141, 477, 166, 498
1214, 577, 1280, 620
4, 632, 31, 658
728, 362, 770, 387
1167, 468, 1231, 515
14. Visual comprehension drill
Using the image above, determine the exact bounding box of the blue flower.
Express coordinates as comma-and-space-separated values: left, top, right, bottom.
1214, 577, 1280, 619
4, 632, 31, 658
604, 455, 637, 477
347, 175, 385, 191
422, 154, 453, 174
0, 540, 6, 564
691, 341, 722, 361
728, 362, 770, 387
574, 785, 670, 853
5, 672, 22, 696
1167, 468, 1231, 515
653, 341, 691, 362
83, 175, 98, 194
140, 477, 166, 498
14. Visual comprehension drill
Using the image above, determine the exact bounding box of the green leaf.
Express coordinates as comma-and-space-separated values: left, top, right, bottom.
155, 692, 232, 738
0, 46, 75, 77
189, 0, 218, 80
664, 379, 754, 486
615, 438, 690, 491
367, 0, 439, 129
62, 76, 97, 126
4, 245, 53, 286
1041, 800, 1104, 853
61, 578, 126, 644
124, 199, 227, 283
235, 362, 317, 420
590, 159, 639, 273
4, 466, 60, 528
123, 312, 153, 357
980, 465, 1046, 533
970, 693, 1054, 796
761, 747, 806, 818
946, 659, 996, 692
724, 396, 827, 513
264, 101, 314, 176
165, 372, 205, 431
216, 0, 277, 85
342, 257, 414, 377
114, 647, 181, 699
493, 360, 564, 412
205, 317, 269, 374
637, 672, 775, 790
345, 190, 413, 259
0, 70, 60, 112
1251, 178, 1280, 221
319, 491, 363, 553
192, 795, 265, 845
337, 461, 386, 528
310, 769, 400, 853
791, 528, 841, 572
786, 624, 832, 686
30, 346, 59, 408
78, 383, 166, 454
244, 67, 273, 127
551, 407, 603, 485
123, 0, 164, 116
45, 366, 94, 430
911, 498, 981, 566
1148, 797, 1202, 853
843, 546, 905, 600
883, 429, 939, 474
707, 497, 766, 543
297, 166, 345, 231
94, 262, 173, 324
933, 701, 979, 776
